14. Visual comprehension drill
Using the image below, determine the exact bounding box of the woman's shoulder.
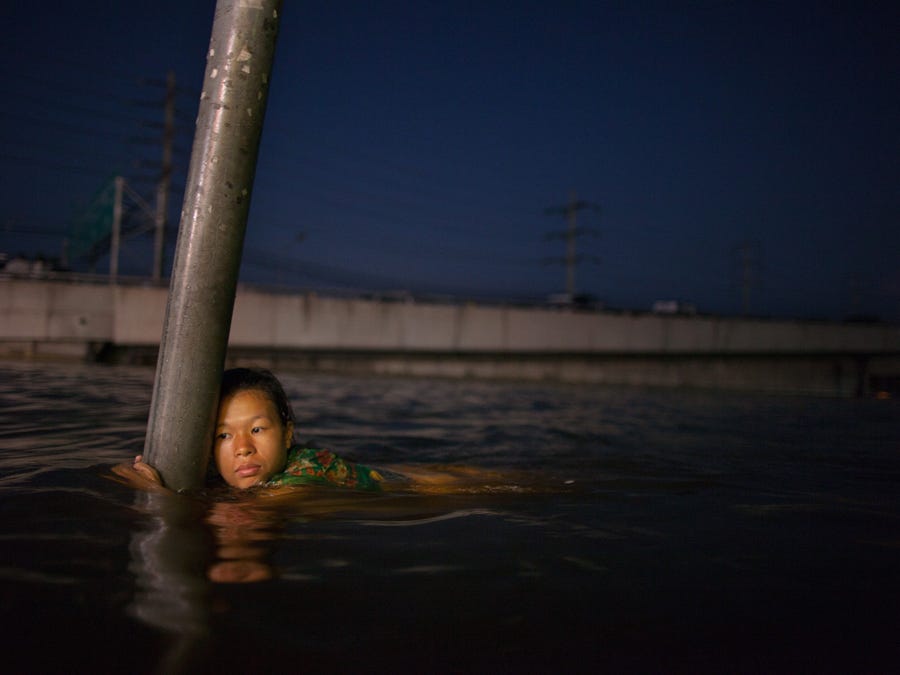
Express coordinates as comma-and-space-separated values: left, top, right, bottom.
270, 445, 383, 490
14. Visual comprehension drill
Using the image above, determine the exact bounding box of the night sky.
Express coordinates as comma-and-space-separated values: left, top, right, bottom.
3, 1, 898, 321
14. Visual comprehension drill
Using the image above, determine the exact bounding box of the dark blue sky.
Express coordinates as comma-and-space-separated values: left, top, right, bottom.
3, 1, 898, 320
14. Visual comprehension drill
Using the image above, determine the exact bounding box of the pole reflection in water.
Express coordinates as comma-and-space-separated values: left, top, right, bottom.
127, 491, 285, 674
127, 491, 213, 673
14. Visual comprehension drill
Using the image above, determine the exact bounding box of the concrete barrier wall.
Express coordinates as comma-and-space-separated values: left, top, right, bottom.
0, 279, 113, 341
3, 278, 899, 355
228, 288, 898, 355
3, 279, 898, 395
112, 285, 167, 344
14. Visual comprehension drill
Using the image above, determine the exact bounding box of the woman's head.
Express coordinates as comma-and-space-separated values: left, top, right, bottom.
213, 368, 295, 489
219, 368, 295, 428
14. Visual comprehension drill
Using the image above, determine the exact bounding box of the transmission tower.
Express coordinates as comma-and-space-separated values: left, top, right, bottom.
543, 191, 601, 297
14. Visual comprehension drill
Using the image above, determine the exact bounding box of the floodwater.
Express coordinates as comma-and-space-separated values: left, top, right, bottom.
1, 361, 898, 673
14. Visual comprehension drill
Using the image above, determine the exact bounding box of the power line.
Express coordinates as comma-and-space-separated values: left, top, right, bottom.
15, 91, 145, 125
0, 66, 140, 106
0, 152, 120, 178
0, 110, 133, 143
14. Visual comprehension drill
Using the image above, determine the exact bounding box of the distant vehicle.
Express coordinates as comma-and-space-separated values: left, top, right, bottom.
652, 300, 697, 315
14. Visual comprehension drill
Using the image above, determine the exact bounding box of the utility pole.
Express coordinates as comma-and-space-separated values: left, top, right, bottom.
110, 175, 124, 282
153, 70, 176, 282
544, 191, 601, 298
144, 0, 283, 491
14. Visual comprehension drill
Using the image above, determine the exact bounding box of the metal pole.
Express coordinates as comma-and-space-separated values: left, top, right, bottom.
143, 0, 283, 490
110, 175, 123, 282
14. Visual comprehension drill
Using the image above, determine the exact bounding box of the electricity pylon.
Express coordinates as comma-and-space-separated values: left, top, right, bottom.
544, 191, 601, 297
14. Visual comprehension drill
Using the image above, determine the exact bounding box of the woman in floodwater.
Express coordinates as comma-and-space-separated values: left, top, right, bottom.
117, 368, 401, 584
111, 368, 555, 584
116, 367, 387, 492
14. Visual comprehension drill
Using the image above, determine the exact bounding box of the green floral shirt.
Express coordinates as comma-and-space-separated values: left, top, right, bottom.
266, 446, 383, 491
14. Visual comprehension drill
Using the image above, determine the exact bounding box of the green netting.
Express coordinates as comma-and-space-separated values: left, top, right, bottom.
70, 176, 116, 259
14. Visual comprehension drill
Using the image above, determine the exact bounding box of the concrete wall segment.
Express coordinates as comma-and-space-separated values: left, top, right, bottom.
229, 289, 277, 346
0, 279, 113, 341
3, 279, 899, 357
455, 303, 505, 350
113, 285, 166, 344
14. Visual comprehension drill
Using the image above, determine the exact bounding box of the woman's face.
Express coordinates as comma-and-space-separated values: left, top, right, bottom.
213, 389, 293, 489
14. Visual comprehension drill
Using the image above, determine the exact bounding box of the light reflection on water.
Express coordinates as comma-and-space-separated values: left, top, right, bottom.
1, 361, 899, 673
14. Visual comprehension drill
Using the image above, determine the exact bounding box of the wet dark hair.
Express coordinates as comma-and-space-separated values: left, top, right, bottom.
205, 368, 296, 487
219, 367, 295, 429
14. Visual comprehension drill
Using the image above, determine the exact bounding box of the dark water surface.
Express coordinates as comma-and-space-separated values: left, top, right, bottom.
1, 361, 898, 673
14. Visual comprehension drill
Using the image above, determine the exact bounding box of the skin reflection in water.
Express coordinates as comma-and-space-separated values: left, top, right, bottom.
205, 497, 285, 583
